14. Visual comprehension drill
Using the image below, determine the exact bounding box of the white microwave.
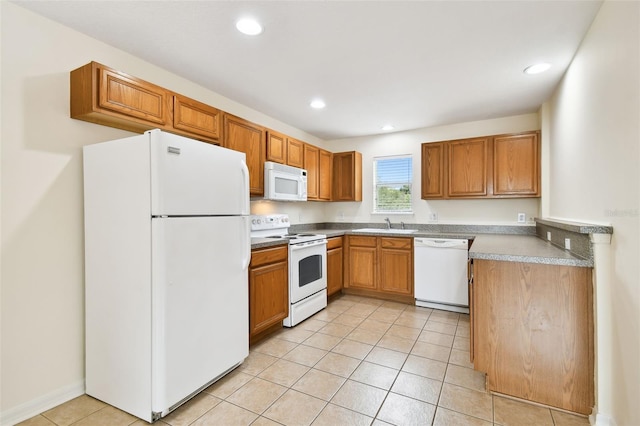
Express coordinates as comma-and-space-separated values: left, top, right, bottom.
264, 161, 308, 201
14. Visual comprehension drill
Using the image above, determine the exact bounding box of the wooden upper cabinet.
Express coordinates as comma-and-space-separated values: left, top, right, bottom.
266, 130, 287, 164
493, 132, 540, 196
304, 144, 320, 200
332, 151, 362, 202
71, 61, 170, 132
71, 61, 220, 143
287, 138, 305, 168
421, 131, 540, 199
223, 114, 266, 196
421, 142, 445, 199
448, 138, 489, 197
172, 94, 222, 142
319, 149, 333, 201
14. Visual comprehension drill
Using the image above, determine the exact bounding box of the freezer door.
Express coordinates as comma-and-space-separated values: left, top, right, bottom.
151, 216, 250, 413
149, 130, 250, 216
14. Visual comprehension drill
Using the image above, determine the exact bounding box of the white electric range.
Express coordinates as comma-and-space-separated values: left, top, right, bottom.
250, 214, 327, 326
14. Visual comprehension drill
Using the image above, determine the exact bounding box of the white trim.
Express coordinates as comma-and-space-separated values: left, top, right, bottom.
0, 380, 85, 426
592, 411, 618, 426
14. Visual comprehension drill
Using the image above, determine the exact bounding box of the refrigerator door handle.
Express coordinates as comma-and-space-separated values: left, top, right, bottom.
241, 216, 251, 270
240, 160, 250, 215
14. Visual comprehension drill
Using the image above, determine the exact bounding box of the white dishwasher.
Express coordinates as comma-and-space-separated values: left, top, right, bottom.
414, 237, 469, 313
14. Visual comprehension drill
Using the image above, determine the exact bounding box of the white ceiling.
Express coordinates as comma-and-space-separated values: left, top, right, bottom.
14, 0, 602, 140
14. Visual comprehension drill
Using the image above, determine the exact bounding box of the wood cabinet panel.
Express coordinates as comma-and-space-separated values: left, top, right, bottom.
421, 142, 445, 199
266, 130, 287, 164
287, 138, 304, 168
347, 246, 377, 290
98, 67, 169, 126
223, 114, 265, 196
448, 138, 488, 197
319, 149, 333, 201
172, 94, 222, 142
304, 144, 320, 200
332, 151, 362, 201
327, 237, 344, 297
473, 259, 593, 414
493, 133, 539, 196
249, 246, 288, 342
378, 246, 413, 295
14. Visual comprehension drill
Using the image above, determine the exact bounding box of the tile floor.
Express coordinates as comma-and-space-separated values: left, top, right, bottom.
20, 295, 591, 426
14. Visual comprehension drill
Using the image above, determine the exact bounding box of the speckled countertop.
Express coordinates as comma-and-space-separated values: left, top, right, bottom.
468, 234, 593, 267
251, 226, 594, 267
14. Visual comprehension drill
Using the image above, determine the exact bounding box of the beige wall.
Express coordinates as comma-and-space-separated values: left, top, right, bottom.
544, 1, 639, 425
323, 114, 541, 226
0, 3, 321, 422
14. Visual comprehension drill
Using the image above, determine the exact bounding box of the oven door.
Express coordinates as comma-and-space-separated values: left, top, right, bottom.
289, 240, 327, 304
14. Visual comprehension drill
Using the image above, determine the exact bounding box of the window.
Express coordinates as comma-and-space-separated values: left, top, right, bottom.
373, 155, 413, 213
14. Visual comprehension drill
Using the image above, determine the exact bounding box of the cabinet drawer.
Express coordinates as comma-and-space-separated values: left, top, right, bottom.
327, 236, 343, 250
251, 245, 287, 268
348, 236, 377, 247
380, 237, 412, 250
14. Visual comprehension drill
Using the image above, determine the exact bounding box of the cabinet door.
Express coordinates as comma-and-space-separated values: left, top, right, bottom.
223, 114, 265, 196
287, 138, 305, 168
266, 130, 287, 164
172, 94, 222, 143
448, 138, 488, 197
347, 246, 376, 290
249, 260, 289, 337
304, 144, 320, 200
332, 151, 362, 201
318, 149, 333, 201
327, 246, 344, 296
421, 142, 445, 199
98, 66, 169, 126
493, 133, 539, 196
378, 238, 413, 296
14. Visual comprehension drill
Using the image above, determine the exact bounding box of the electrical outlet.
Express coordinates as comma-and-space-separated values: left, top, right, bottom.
565, 238, 571, 250
338, 211, 345, 221
517, 213, 526, 223
429, 213, 438, 222
547, 231, 552, 241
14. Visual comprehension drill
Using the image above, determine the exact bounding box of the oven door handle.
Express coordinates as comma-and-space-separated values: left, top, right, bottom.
289, 239, 328, 251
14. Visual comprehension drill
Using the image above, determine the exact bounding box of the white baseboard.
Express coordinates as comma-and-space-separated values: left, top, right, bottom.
0, 380, 85, 426
591, 411, 618, 426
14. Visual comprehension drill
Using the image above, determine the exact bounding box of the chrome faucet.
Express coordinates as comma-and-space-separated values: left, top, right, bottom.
384, 217, 392, 229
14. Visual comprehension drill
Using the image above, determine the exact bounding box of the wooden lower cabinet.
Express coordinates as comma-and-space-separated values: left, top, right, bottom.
345, 235, 413, 303
249, 245, 288, 343
326, 237, 344, 296
472, 259, 594, 414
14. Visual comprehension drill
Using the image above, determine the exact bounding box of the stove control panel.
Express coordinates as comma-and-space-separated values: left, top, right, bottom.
250, 214, 290, 231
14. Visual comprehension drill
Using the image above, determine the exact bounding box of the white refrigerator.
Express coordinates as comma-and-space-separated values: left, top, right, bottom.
83, 129, 251, 422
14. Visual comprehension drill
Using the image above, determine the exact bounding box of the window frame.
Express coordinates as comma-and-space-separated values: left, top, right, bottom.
372, 154, 414, 214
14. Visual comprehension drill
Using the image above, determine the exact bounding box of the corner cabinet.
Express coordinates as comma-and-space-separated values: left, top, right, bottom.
332, 151, 362, 202
421, 131, 540, 199
70, 61, 222, 144
472, 259, 594, 414
344, 235, 413, 303
249, 245, 288, 344
326, 237, 344, 297
223, 114, 266, 196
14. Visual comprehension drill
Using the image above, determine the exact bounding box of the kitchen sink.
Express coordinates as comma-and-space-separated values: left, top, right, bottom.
352, 228, 419, 234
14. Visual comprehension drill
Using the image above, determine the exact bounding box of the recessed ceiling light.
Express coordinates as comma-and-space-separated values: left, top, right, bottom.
236, 18, 263, 36
524, 63, 551, 75
382, 125, 395, 131
310, 99, 326, 109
